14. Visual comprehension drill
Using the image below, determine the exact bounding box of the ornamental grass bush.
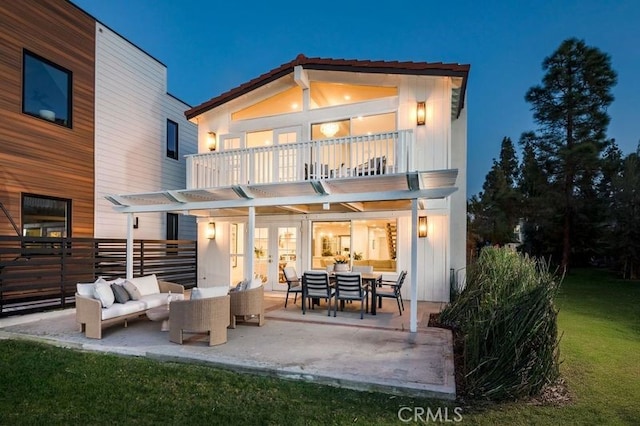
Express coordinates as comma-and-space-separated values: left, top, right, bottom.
439, 247, 562, 401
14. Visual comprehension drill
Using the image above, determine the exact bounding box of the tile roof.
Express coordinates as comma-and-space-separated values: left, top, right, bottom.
185, 54, 470, 119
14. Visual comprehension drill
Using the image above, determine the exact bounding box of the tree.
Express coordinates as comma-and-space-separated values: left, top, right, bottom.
499, 137, 518, 187
468, 137, 520, 247
524, 38, 617, 271
609, 144, 640, 278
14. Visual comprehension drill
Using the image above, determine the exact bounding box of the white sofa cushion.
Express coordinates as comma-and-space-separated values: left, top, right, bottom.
191, 286, 228, 300
76, 283, 96, 298
100, 292, 184, 320
93, 281, 115, 308
101, 300, 147, 320
126, 274, 160, 297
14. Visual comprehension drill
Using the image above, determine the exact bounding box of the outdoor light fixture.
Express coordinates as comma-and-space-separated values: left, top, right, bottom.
207, 131, 217, 151
418, 216, 428, 238
416, 102, 426, 126
133, 217, 139, 229
207, 221, 216, 240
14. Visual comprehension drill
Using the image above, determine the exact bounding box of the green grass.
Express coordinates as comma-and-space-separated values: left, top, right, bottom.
0, 268, 638, 425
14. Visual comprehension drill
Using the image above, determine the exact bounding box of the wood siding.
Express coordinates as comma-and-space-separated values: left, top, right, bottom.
93, 24, 197, 239
0, 0, 95, 237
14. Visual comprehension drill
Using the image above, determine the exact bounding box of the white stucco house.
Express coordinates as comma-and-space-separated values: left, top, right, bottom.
108, 54, 469, 331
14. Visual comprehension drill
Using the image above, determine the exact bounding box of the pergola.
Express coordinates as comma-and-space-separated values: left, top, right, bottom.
107, 170, 458, 332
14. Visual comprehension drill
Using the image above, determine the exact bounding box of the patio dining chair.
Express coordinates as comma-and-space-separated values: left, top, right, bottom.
334, 272, 368, 319
376, 270, 406, 315
302, 271, 335, 316
283, 266, 302, 308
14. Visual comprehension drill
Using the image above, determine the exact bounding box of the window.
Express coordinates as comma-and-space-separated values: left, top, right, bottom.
309, 82, 397, 109
166, 119, 178, 160
232, 86, 302, 121
22, 50, 72, 127
311, 219, 397, 272
22, 194, 71, 237
166, 213, 178, 240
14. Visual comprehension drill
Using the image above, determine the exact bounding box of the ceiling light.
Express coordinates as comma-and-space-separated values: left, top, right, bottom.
320, 122, 339, 138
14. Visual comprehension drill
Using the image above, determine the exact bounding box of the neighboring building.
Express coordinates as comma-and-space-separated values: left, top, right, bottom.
109, 54, 470, 325
0, 0, 196, 241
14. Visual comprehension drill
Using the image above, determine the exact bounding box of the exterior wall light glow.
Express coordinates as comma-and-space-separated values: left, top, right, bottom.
418, 216, 428, 238
416, 102, 426, 126
207, 131, 217, 151
207, 221, 216, 239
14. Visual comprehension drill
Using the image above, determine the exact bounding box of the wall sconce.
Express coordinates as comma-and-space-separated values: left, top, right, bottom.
207, 131, 217, 151
206, 221, 216, 239
416, 102, 426, 126
418, 216, 428, 238
132, 217, 139, 229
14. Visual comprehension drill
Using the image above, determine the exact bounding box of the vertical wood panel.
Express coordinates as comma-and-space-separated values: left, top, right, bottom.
0, 0, 95, 237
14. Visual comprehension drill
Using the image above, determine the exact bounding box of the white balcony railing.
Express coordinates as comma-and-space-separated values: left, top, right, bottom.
186, 130, 414, 189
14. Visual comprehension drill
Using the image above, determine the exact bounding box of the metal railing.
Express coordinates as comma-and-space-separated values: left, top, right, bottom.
0, 236, 197, 317
186, 130, 414, 189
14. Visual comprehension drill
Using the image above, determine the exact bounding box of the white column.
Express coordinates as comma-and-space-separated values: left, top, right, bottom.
410, 199, 418, 333
126, 213, 134, 279
247, 206, 255, 281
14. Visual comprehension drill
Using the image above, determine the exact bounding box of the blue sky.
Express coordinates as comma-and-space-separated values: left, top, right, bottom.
73, 0, 640, 198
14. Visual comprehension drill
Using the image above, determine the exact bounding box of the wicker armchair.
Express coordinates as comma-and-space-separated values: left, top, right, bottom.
229, 285, 265, 328
169, 295, 230, 346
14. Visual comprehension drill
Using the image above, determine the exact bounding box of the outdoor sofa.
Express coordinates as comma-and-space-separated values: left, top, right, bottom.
75, 274, 184, 339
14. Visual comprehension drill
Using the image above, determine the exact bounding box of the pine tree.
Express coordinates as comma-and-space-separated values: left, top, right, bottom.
524, 38, 617, 270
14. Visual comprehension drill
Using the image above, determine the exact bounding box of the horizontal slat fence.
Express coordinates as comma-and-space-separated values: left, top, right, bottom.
0, 237, 196, 317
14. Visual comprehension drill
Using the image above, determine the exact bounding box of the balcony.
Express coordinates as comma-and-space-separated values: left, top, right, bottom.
186, 130, 414, 189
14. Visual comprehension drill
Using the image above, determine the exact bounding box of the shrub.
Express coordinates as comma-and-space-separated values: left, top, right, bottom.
439, 247, 562, 401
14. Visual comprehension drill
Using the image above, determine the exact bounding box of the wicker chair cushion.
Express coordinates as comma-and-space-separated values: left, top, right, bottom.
191, 286, 229, 300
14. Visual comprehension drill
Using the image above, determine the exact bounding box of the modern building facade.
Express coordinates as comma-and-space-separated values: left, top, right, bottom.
0, 0, 196, 241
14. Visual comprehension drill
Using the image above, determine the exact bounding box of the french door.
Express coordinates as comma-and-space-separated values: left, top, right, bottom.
253, 224, 300, 291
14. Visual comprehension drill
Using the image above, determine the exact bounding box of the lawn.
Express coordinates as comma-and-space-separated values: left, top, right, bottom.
0, 268, 638, 425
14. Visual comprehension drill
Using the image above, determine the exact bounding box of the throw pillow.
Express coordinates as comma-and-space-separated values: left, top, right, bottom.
93, 281, 115, 308
248, 277, 262, 290
126, 274, 160, 296
123, 280, 143, 300
76, 283, 96, 298
111, 283, 131, 304
190, 286, 229, 300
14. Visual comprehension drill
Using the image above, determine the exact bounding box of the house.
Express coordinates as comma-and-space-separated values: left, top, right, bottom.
0, 0, 196, 242
108, 54, 470, 331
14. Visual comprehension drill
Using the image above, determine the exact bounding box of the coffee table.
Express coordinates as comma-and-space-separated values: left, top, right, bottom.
146, 305, 170, 331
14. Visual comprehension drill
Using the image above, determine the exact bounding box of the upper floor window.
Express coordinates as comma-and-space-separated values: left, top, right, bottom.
232, 86, 303, 121
311, 112, 397, 140
167, 119, 179, 160
309, 82, 397, 109
22, 50, 72, 128
22, 194, 71, 237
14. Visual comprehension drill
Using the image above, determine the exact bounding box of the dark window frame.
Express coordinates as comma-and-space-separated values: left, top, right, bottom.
166, 213, 179, 240
22, 50, 73, 128
166, 119, 179, 160
21, 193, 72, 238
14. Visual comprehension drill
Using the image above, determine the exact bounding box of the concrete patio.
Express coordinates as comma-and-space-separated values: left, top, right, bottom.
0, 293, 455, 400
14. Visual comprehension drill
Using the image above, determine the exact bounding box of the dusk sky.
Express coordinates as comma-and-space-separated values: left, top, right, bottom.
73, 0, 640, 198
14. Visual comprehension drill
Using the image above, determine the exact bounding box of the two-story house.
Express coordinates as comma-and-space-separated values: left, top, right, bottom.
0, 0, 197, 242
108, 54, 469, 332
